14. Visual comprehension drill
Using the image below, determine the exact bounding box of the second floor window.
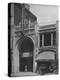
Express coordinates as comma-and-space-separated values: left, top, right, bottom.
44, 32, 51, 46
40, 34, 42, 47
40, 31, 56, 47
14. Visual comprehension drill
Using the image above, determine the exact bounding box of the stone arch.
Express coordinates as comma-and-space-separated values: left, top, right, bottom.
17, 36, 34, 53
17, 35, 34, 72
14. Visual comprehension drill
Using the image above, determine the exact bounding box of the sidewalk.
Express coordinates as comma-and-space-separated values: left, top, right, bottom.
11, 72, 38, 77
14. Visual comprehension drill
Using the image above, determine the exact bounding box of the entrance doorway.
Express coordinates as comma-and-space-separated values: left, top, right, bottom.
20, 57, 33, 72
18, 36, 34, 72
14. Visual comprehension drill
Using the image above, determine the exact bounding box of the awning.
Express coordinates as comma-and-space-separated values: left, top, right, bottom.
36, 51, 55, 61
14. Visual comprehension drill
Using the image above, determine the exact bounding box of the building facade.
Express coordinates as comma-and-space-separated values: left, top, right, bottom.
36, 21, 58, 74
8, 3, 39, 76
8, 3, 58, 76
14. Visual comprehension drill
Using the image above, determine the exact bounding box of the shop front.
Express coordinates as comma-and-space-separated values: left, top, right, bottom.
36, 51, 55, 74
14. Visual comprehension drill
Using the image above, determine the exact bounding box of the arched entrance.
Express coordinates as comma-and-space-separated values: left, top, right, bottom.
18, 36, 34, 72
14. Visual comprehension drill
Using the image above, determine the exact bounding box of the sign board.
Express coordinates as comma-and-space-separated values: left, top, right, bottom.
22, 52, 32, 57
36, 51, 55, 60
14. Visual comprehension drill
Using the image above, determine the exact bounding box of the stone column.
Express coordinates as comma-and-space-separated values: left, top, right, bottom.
10, 3, 14, 49
13, 44, 19, 73
11, 3, 19, 74
33, 36, 36, 73
38, 33, 40, 48
33, 47, 36, 72
10, 3, 14, 74
29, 19, 30, 34
56, 30, 58, 60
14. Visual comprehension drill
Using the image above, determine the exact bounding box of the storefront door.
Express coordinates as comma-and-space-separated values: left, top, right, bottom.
20, 57, 33, 72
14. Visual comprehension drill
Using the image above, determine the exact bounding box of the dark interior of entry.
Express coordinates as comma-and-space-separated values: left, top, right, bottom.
19, 37, 34, 72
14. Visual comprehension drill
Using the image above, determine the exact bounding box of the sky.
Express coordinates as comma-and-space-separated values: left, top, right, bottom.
30, 4, 58, 26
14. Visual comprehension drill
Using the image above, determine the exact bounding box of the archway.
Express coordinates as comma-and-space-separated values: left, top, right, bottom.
18, 36, 34, 72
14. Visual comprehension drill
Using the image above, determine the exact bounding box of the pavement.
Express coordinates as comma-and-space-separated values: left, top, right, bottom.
11, 72, 56, 77
11, 72, 38, 77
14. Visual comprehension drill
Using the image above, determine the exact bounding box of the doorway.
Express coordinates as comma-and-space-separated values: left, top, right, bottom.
18, 36, 34, 72
20, 57, 33, 72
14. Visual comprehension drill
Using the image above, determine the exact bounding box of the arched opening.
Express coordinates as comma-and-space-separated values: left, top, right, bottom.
18, 36, 34, 72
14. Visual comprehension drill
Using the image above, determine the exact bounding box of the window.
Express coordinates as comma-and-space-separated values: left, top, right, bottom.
44, 32, 51, 46
40, 34, 42, 47
53, 31, 56, 45
40, 31, 56, 47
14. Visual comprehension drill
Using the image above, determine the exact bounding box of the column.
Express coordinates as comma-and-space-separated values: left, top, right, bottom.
42, 34, 44, 47
37, 33, 40, 49
11, 3, 20, 74
11, 3, 14, 74
56, 30, 58, 59
22, 7, 24, 32
51, 33, 53, 46
33, 43, 35, 72
11, 3, 14, 49
33, 39, 36, 72
29, 19, 30, 34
